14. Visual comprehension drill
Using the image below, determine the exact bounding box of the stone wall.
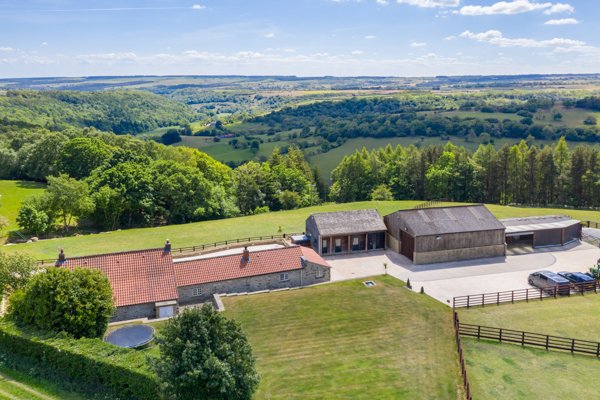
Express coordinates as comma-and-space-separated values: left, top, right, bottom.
179, 261, 330, 305
112, 302, 156, 322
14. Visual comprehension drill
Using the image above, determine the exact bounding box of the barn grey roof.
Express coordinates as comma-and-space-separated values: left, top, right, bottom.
385, 205, 505, 237
501, 215, 580, 234
307, 209, 387, 236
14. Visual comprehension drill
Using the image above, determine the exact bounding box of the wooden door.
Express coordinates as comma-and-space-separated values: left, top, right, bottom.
400, 230, 414, 261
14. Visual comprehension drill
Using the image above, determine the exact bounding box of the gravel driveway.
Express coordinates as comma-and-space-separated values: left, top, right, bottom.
325, 241, 600, 305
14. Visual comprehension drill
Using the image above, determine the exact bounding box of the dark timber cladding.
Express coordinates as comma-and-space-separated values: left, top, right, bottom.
384, 205, 506, 264
305, 209, 387, 256
502, 215, 581, 248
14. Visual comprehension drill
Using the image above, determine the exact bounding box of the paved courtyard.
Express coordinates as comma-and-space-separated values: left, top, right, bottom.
326, 241, 600, 305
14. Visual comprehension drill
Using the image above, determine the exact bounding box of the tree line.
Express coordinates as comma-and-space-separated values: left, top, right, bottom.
248, 96, 600, 145
3, 128, 319, 236
330, 138, 600, 209
0, 90, 197, 134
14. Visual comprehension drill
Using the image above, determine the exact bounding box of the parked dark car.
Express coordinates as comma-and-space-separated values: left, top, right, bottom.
558, 271, 596, 291
528, 271, 571, 295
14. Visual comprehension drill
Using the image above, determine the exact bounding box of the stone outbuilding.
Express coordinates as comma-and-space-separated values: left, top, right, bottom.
502, 215, 581, 248
384, 205, 507, 264
174, 246, 330, 304
62, 247, 179, 321
59, 243, 330, 321
305, 209, 387, 256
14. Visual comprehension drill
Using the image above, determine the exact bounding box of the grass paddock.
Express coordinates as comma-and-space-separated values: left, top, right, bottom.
223, 276, 463, 399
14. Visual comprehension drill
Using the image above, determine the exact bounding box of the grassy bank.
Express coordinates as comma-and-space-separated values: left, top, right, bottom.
223, 276, 462, 399
3, 200, 599, 260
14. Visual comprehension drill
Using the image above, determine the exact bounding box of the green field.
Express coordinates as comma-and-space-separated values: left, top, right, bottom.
459, 293, 600, 399
458, 293, 600, 341
223, 276, 463, 399
0, 366, 90, 400
3, 200, 599, 260
463, 338, 600, 400
0, 180, 46, 237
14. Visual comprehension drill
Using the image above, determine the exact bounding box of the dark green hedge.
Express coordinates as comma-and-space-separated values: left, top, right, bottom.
0, 321, 160, 400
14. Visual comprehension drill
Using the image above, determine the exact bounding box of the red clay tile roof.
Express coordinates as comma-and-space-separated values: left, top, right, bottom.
299, 246, 330, 266
62, 248, 178, 307
174, 246, 330, 287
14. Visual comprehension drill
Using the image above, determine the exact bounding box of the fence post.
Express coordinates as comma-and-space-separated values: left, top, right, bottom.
511, 290, 514, 304
596, 343, 600, 357
467, 296, 470, 309
571, 339, 575, 353
499, 328, 503, 342
497, 292, 500, 305
477, 326, 481, 340
540, 288, 543, 301
482, 293, 485, 307
545, 336, 549, 350
521, 331, 525, 347
526, 289, 529, 302
554, 286, 557, 299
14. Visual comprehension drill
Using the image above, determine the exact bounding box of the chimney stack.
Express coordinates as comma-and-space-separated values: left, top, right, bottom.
242, 246, 250, 263
164, 239, 172, 253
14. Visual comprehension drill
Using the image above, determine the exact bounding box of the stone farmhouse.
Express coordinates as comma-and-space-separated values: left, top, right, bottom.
61, 244, 330, 322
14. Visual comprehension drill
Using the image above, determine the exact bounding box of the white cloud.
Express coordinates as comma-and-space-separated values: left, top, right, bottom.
264, 32, 275, 38
544, 17, 578, 25
0, 47, 14, 52
376, 0, 389, 4
397, 0, 459, 7
191, 4, 206, 10
458, 29, 584, 48
351, 50, 364, 54
459, 1, 574, 16
41, 42, 48, 46
544, 3, 574, 14
410, 42, 427, 47
365, 35, 377, 39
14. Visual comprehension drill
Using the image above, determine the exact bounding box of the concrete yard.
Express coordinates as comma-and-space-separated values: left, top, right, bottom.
326, 241, 600, 305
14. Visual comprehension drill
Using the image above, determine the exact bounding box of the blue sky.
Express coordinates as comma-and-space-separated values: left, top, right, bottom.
0, 0, 597, 77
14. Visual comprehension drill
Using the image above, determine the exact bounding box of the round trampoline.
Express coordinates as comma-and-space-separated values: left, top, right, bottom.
105, 325, 155, 348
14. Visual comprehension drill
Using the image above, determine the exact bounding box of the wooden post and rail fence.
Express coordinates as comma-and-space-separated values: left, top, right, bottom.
456, 314, 600, 358
453, 281, 599, 309
453, 312, 472, 400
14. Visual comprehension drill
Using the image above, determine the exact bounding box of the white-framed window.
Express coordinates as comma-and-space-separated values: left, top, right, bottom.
315, 268, 324, 279
280, 273, 289, 282
192, 287, 202, 296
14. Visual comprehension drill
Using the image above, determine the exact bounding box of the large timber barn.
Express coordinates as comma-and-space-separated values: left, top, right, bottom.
384, 205, 507, 264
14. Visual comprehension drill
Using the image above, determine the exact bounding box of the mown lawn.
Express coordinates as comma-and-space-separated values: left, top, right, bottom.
3, 200, 599, 260
223, 276, 463, 400
0, 180, 46, 237
458, 294, 600, 341
0, 366, 91, 400
462, 338, 600, 400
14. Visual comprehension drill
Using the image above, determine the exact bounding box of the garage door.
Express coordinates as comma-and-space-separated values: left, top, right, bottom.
158, 306, 174, 319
